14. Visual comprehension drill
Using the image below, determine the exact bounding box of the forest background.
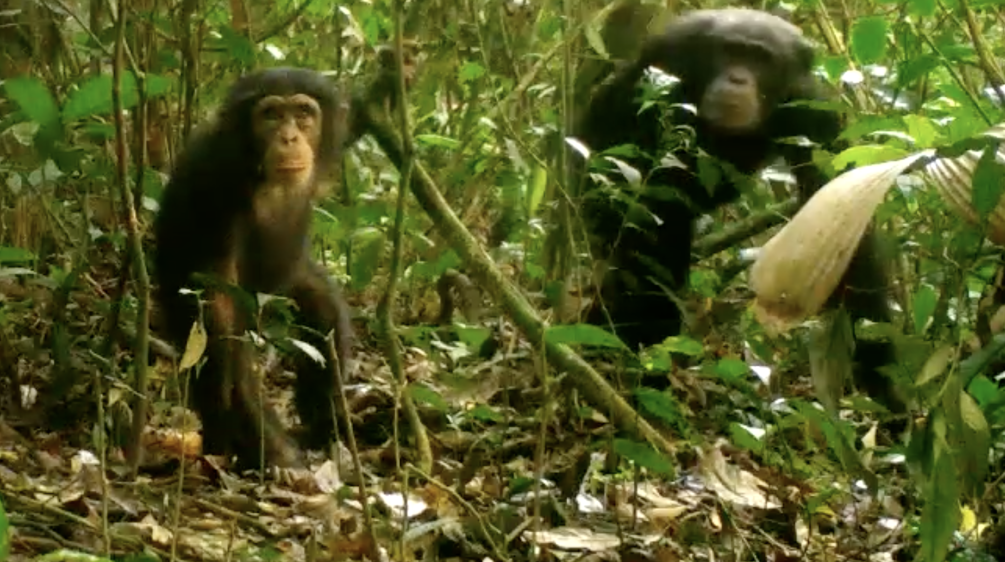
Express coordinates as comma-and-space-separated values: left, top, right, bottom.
2, 0, 1005, 561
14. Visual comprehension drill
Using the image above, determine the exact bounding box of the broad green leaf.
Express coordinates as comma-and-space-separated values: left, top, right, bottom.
912, 284, 937, 334
527, 164, 548, 217
902, 115, 942, 148
4, 75, 62, 150
920, 420, 959, 562
545, 323, 626, 349
633, 387, 679, 426
584, 17, 608, 59
613, 438, 675, 477
916, 345, 955, 387
971, 145, 1005, 222
832, 144, 909, 171
216, 26, 257, 66
714, 357, 750, 384
409, 383, 449, 411
458, 61, 486, 83
0, 246, 36, 265
958, 391, 990, 498
729, 423, 765, 454
467, 404, 504, 423
909, 0, 937, 16
850, 17, 890, 65
661, 335, 703, 356
64, 75, 128, 122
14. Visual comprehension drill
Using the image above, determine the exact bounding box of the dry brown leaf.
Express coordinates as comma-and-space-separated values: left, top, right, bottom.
920, 126, 1005, 245
751, 152, 934, 333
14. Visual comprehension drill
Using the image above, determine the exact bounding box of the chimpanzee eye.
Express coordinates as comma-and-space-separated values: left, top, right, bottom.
295, 103, 316, 119
261, 106, 282, 121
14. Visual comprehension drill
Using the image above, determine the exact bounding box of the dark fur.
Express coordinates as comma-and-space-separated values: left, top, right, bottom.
576, 9, 905, 412
154, 68, 354, 468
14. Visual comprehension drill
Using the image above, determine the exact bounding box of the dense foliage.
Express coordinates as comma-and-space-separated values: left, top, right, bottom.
3, 0, 1005, 560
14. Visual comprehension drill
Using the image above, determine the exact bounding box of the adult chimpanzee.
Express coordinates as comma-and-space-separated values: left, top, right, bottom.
575, 8, 906, 413
154, 68, 354, 469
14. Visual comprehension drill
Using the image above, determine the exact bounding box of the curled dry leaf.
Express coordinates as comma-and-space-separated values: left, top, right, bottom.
751, 153, 934, 334
920, 126, 1005, 245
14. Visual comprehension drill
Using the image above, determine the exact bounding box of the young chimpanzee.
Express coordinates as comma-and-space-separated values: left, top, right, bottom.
575, 8, 906, 413
154, 68, 354, 468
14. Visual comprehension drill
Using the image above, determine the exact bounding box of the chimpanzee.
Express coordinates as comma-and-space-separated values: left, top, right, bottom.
575, 8, 907, 413
154, 68, 354, 468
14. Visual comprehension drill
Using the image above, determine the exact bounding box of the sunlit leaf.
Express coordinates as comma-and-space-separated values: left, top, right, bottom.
409, 383, 449, 411
0, 246, 36, 265
613, 438, 675, 477
178, 320, 207, 371
4, 75, 62, 150
850, 17, 889, 65
289, 338, 325, 366
545, 323, 626, 349
912, 284, 937, 334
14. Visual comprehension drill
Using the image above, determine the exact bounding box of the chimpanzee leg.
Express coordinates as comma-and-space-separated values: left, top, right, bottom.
189, 349, 237, 456
202, 290, 303, 469
286, 261, 353, 450
838, 228, 908, 413
227, 344, 304, 469
161, 288, 241, 457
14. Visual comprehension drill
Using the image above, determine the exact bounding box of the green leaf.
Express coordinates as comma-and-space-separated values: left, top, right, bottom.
545, 323, 627, 349
958, 391, 990, 498
458, 61, 486, 83
62, 73, 164, 122
409, 383, 449, 411
971, 144, 1005, 222
919, 416, 959, 562
0, 246, 36, 265
3, 75, 62, 150
902, 115, 942, 148
0, 495, 9, 562
415, 134, 461, 149
714, 357, 750, 384
216, 26, 257, 66
898, 54, 941, 86
832, 144, 909, 171
729, 423, 765, 454
916, 345, 955, 387
584, 18, 609, 59
909, 0, 937, 16
527, 164, 548, 217
467, 403, 504, 423
807, 311, 853, 415
661, 335, 704, 356
612, 438, 675, 477
349, 227, 385, 291
850, 17, 889, 65
146, 74, 173, 98
912, 284, 937, 334
633, 388, 680, 426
